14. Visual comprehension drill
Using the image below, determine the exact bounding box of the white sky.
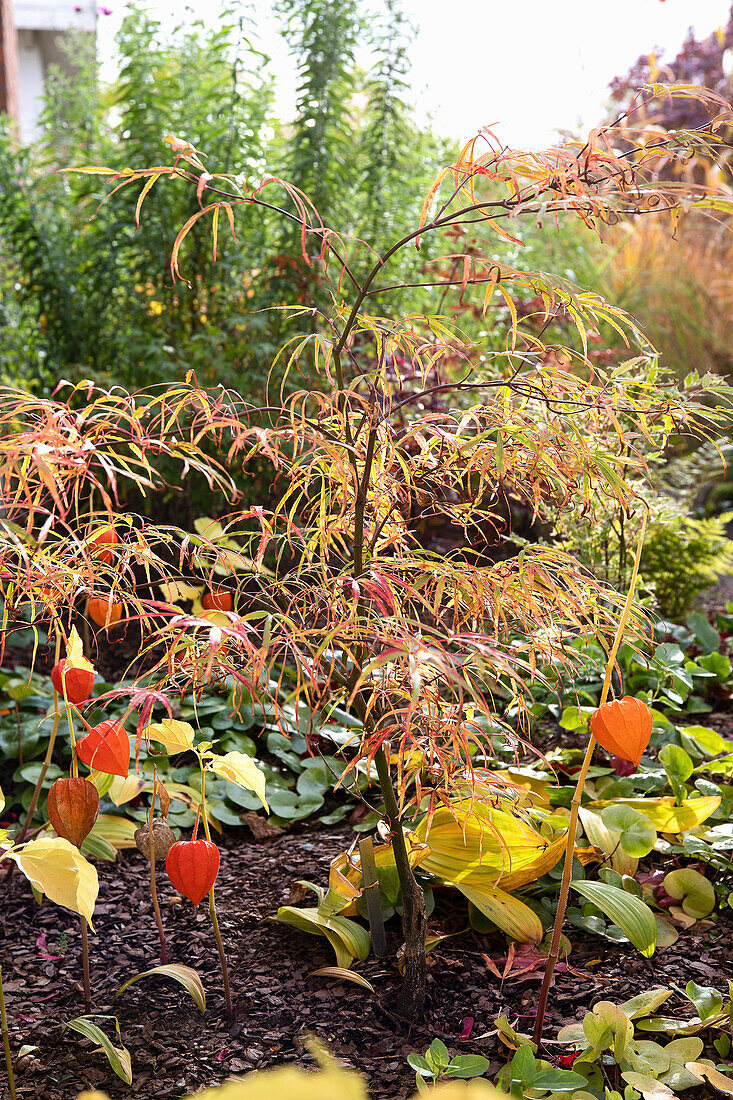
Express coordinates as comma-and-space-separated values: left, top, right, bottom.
97, 0, 733, 149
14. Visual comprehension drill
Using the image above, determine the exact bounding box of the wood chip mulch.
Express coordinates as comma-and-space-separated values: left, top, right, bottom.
2, 820, 732, 1100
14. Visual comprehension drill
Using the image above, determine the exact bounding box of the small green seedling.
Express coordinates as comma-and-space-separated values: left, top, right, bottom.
407, 1038, 490, 1093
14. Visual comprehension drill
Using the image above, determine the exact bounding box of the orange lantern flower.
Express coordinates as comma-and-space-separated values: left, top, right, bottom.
166, 814, 220, 907
88, 525, 119, 564
589, 696, 653, 767
87, 597, 123, 628
46, 778, 99, 848
202, 589, 232, 612
76, 719, 130, 777
51, 656, 95, 705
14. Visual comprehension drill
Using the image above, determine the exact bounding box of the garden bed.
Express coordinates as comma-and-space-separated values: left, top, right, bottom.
2, 817, 730, 1100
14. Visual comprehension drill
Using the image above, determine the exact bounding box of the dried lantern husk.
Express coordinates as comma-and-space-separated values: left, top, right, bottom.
135, 819, 176, 861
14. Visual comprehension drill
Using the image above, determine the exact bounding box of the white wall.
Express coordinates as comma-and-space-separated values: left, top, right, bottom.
14, 0, 97, 143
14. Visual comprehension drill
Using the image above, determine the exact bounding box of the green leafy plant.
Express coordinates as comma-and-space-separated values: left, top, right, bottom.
547, 985, 733, 1098
408, 1038, 491, 1093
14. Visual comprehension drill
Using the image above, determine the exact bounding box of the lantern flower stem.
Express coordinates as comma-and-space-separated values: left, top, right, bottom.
17, 633, 62, 844
148, 776, 168, 965
533, 509, 648, 1049
200, 771, 233, 1021
0, 965, 16, 1100
80, 918, 92, 1013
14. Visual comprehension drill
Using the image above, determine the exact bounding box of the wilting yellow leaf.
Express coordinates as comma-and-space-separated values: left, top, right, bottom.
587, 796, 720, 833
274, 906, 370, 968
684, 1063, 733, 1095
145, 719, 196, 754
207, 751, 268, 811
14, 836, 98, 928
311, 967, 375, 992
416, 799, 578, 890
458, 883, 543, 944
325, 836, 430, 915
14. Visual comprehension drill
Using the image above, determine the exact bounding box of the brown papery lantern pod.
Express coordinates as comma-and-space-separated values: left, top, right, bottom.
46, 777, 99, 848
51, 656, 96, 705
589, 695, 653, 767
135, 819, 176, 861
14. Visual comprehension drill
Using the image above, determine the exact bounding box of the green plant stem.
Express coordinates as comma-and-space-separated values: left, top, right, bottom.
0, 965, 16, 1100
200, 771, 233, 1021
64, 702, 78, 779
532, 510, 648, 1048
80, 918, 91, 1014
16, 634, 62, 844
374, 746, 427, 1016
148, 786, 168, 965
13, 703, 21, 767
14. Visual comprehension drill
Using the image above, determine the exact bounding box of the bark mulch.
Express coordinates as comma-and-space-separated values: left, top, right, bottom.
1, 821, 731, 1100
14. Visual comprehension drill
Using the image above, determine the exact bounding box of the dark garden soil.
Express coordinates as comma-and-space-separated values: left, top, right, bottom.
2, 815, 732, 1100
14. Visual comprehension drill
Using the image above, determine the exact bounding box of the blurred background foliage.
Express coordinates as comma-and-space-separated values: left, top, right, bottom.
0, 0, 447, 396
0, 0, 732, 607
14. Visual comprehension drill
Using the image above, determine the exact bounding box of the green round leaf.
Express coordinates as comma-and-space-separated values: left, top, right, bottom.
601, 805, 657, 857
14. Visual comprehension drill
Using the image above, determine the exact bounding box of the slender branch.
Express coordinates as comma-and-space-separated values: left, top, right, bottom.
16, 633, 62, 843
200, 771, 233, 1021
80, 918, 91, 1013
532, 508, 648, 1047
0, 966, 16, 1100
148, 779, 168, 964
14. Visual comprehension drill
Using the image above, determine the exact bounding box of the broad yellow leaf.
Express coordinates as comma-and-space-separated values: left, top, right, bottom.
457, 883, 543, 943
159, 580, 202, 604
145, 719, 196, 754
14, 836, 98, 928
274, 906, 370, 968
107, 774, 146, 806
587, 796, 720, 833
207, 751, 267, 811
415, 800, 594, 891
90, 814, 139, 849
